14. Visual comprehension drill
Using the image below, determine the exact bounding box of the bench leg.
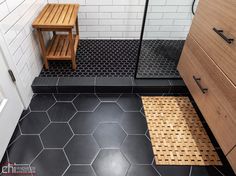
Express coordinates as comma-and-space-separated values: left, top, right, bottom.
36, 29, 48, 69
69, 30, 76, 70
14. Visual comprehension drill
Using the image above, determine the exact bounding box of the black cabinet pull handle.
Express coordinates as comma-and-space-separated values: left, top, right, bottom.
193, 76, 208, 94
213, 27, 234, 44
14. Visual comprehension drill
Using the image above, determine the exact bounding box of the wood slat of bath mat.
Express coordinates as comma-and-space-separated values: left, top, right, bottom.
142, 96, 222, 166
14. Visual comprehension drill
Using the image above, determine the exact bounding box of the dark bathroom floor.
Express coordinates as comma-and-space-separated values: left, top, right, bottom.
1, 94, 234, 176
39, 40, 183, 78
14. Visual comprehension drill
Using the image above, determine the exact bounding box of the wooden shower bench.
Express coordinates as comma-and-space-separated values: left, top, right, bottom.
32, 4, 80, 70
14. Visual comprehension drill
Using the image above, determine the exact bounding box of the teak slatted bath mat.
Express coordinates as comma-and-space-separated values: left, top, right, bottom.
142, 96, 222, 166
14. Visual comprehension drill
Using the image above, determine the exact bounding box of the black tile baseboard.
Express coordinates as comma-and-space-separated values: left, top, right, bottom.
133, 79, 171, 93
96, 77, 133, 93
57, 77, 95, 93
32, 77, 58, 93
31, 77, 189, 94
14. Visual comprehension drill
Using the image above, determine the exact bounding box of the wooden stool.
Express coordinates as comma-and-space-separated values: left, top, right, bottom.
32, 4, 80, 70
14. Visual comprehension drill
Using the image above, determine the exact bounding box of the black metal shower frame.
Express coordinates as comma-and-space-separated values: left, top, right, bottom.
134, 0, 150, 79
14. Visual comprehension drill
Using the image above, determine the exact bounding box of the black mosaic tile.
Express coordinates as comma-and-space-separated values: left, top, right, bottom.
40, 40, 138, 77
39, 40, 183, 78
64, 135, 99, 164
31, 149, 68, 176
92, 149, 130, 176
69, 112, 99, 134
40, 123, 73, 148
121, 135, 154, 164
48, 102, 76, 122
53, 93, 77, 101
137, 40, 184, 78
93, 123, 126, 148
64, 165, 96, 176
30, 94, 56, 111
73, 94, 100, 111
121, 112, 147, 134
8, 135, 43, 164
127, 165, 160, 176
153, 165, 190, 176
117, 94, 143, 112
19, 112, 50, 134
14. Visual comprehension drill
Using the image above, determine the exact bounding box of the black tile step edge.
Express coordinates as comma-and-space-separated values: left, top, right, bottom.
32, 77, 189, 94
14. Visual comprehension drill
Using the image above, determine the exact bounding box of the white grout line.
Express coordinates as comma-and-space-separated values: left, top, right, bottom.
188, 166, 192, 176
213, 166, 225, 176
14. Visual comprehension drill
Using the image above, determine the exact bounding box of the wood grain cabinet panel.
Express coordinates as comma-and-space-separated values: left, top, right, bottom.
190, 0, 236, 84
227, 147, 236, 173
178, 35, 236, 155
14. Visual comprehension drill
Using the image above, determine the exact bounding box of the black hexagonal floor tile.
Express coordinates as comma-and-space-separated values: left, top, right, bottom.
121, 112, 147, 134
73, 94, 100, 111
69, 112, 99, 134
92, 149, 130, 176
153, 165, 191, 176
48, 102, 76, 122
8, 135, 43, 164
54, 93, 77, 101
40, 123, 73, 148
117, 94, 143, 111
94, 103, 124, 123
64, 135, 99, 164
19, 108, 30, 120
93, 123, 126, 148
191, 166, 225, 176
121, 135, 154, 164
64, 165, 95, 176
31, 149, 69, 176
96, 94, 120, 102
9, 124, 21, 144
19, 112, 50, 134
140, 107, 145, 116
146, 130, 151, 140
30, 94, 55, 111
0, 152, 8, 174
127, 165, 160, 176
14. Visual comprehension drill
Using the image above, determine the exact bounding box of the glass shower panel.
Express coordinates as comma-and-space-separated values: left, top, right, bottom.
136, 0, 194, 78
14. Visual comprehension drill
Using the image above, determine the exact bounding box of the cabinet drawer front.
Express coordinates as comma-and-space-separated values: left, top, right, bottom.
178, 35, 236, 154
227, 147, 236, 173
190, 0, 236, 85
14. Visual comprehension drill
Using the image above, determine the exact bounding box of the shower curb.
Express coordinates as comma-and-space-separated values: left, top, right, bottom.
31, 77, 189, 94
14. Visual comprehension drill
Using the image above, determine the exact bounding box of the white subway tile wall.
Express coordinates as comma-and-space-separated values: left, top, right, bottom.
0, 0, 48, 98
50, 0, 197, 39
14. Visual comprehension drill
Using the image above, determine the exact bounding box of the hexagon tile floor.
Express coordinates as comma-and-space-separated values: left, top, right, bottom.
1, 94, 235, 176
39, 40, 183, 78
